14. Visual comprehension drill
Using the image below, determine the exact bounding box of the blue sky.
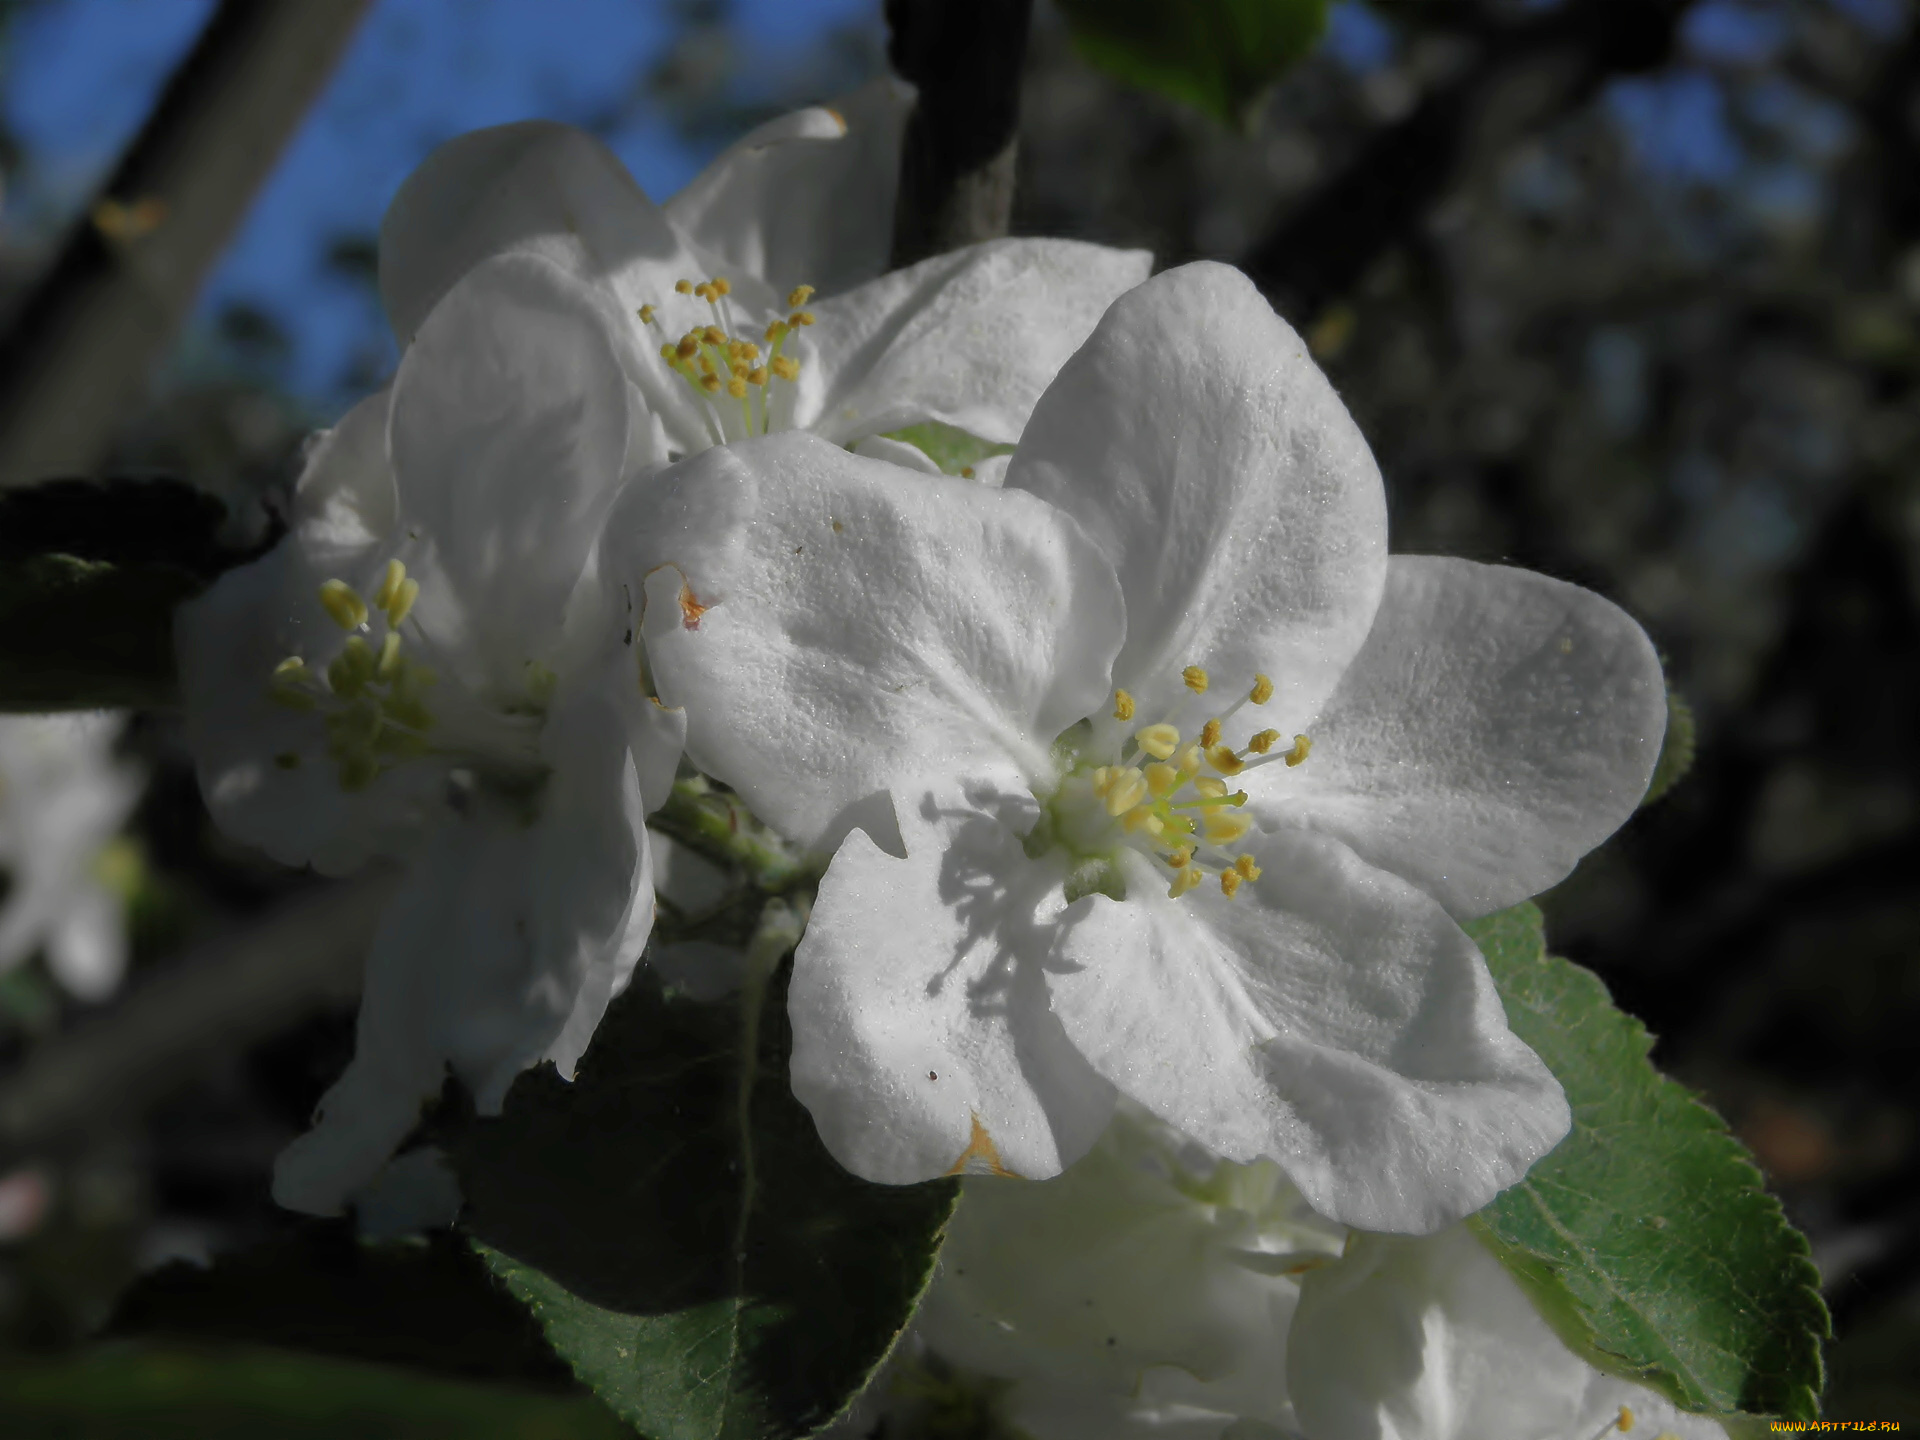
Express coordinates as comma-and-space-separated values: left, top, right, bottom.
1, 0, 880, 404
0, 0, 1859, 408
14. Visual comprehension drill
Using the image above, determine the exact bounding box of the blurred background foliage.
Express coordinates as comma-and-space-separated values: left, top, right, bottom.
0, 0, 1916, 1428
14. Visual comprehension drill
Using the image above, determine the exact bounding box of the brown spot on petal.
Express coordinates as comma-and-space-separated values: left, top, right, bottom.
944, 1112, 1018, 1178
678, 582, 709, 630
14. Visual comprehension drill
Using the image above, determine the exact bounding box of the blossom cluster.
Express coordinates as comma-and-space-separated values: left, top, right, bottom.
176, 82, 1684, 1435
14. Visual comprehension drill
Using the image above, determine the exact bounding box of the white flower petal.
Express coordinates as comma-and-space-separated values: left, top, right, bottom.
274, 699, 653, 1215
533, 692, 654, 1083
377, 120, 736, 458
1265, 556, 1667, 919
290, 387, 397, 547
1005, 261, 1388, 737
1289, 1226, 1729, 1440
380, 120, 682, 346
1047, 831, 1568, 1234
793, 238, 1154, 449
664, 78, 914, 299
389, 253, 632, 678
44, 884, 126, 1003
611, 431, 1124, 853
789, 789, 1117, 1185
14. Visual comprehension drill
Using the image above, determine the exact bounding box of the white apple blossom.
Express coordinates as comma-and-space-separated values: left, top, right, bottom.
177, 81, 1149, 1220
374, 80, 1151, 474
0, 712, 141, 1002
178, 251, 681, 1219
610, 261, 1666, 1233
853, 1106, 1727, 1440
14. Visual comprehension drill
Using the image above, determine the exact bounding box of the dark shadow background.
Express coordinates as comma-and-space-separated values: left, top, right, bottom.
0, 0, 1914, 1425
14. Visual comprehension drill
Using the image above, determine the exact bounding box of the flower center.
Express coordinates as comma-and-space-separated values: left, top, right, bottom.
1039, 665, 1312, 902
265, 559, 546, 797
640, 276, 815, 448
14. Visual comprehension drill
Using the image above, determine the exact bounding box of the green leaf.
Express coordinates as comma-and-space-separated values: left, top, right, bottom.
1644, 686, 1697, 805
881, 422, 1014, 478
1464, 904, 1829, 1421
0, 1343, 629, 1440
455, 950, 959, 1440
1053, 0, 1331, 128
0, 478, 272, 711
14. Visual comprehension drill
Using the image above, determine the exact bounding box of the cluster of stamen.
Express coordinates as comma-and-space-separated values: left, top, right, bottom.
641, 277, 815, 440
265, 560, 437, 792
1089, 666, 1311, 900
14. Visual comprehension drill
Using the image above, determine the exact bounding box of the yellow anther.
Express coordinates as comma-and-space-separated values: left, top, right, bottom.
388, 577, 420, 628
700, 373, 723, 394
1121, 808, 1164, 836
1174, 744, 1203, 780
728, 376, 748, 398
790, 310, 816, 327
1145, 762, 1179, 798
1193, 776, 1228, 799
1219, 868, 1241, 898
1248, 728, 1281, 754
1183, 666, 1209, 694
1168, 866, 1204, 899
376, 631, 402, 680
1284, 734, 1313, 767
1203, 811, 1253, 846
1090, 765, 1115, 796
1113, 689, 1136, 721
660, 342, 677, 361
273, 655, 307, 680
1135, 724, 1180, 760
674, 279, 693, 294
1207, 744, 1246, 776
702, 325, 726, 345
1199, 718, 1222, 749
771, 356, 800, 381
676, 334, 700, 360
693, 282, 714, 301
710, 276, 731, 296
318, 579, 368, 631
747, 366, 768, 386
1616, 1408, 1633, 1433
729, 360, 750, 379
1234, 854, 1261, 881
1103, 768, 1149, 816
638, 304, 656, 324
372, 558, 406, 611
765, 320, 790, 343
787, 284, 815, 308
1250, 674, 1274, 705
698, 355, 716, 377
1164, 846, 1193, 869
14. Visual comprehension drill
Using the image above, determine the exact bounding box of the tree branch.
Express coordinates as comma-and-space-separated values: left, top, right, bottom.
0, 0, 372, 488
886, 0, 1033, 266
1240, 0, 1691, 321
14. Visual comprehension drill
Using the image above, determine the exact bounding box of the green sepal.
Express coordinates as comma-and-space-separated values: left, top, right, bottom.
1465, 903, 1828, 1421
455, 955, 959, 1440
882, 422, 1015, 477
1053, 0, 1331, 129
1644, 686, 1697, 805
